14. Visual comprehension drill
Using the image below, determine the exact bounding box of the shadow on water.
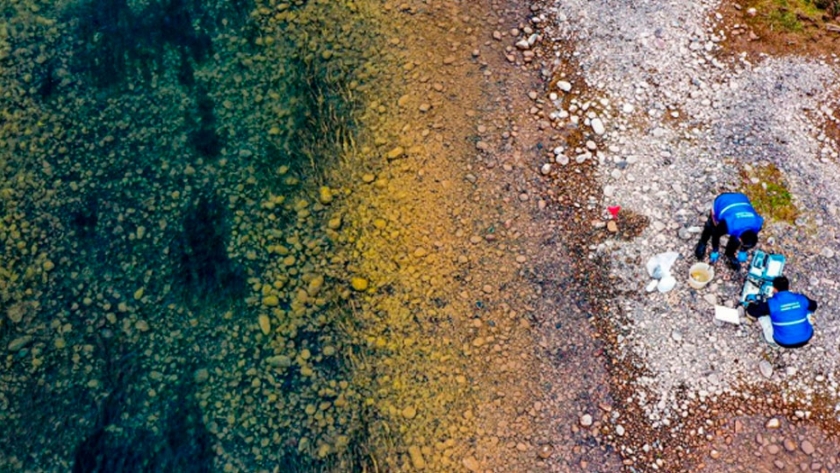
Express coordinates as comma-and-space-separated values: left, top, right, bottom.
188, 86, 223, 158
72, 343, 215, 473
173, 191, 246, 304
66, 0, 223, 89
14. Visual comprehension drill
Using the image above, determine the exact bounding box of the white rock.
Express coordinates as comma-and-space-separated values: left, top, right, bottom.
759, 360, 773, 379
622, 103, 635, 113
580, 414, 593, 427
591, 117, 606, 135
646, 280, 658, 292
540, 163, 552, 175
527, 33, 539, 46
557, 80, 572, 92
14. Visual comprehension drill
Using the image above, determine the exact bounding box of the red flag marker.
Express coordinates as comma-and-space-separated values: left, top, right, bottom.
607, 206, 621, 219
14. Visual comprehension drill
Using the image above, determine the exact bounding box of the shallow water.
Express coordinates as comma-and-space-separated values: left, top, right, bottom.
0, 0, 406, 470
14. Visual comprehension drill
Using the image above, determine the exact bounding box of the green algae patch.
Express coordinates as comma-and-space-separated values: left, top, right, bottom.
739, 163, 799, 224
742, 0, 830, 33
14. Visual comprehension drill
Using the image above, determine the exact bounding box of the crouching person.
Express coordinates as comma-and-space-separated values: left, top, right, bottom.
694, 192, 764, 271
746, 276, 818, 348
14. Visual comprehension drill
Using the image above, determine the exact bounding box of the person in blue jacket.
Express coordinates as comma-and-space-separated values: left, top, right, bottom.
746, 276, 818, 348
694, 192, 764, 271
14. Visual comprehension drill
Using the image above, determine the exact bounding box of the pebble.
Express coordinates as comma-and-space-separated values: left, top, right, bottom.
351, 277, 369, 291
402, 406, 417, 419
318, 186, 333, 204
759, 360, 773, 379
607, 221, 618, 233
408, 446, 426, 469
767, 444, 780, 455
6, 303, 25, 324
7, 336, 32, 352
556, 80, 572, 92
462, 456, 480, 472
590, 117, 605, 135
801, 440, 815, 455
783, 438, 797, 452
266, 355, 292, 368
538, 444, 553, 459
194, 368, 209, 383
386, 146, 405, 160
135, 320, 150, 332
258, 314, 271, 335
765, 418, 781, 429
580, 414, 593, 427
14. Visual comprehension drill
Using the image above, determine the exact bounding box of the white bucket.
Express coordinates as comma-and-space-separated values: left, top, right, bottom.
688, 263, 714, 289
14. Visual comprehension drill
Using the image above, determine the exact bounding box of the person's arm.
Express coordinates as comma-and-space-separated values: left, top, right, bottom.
806, 296, 818, 312
746, 300, 770, 318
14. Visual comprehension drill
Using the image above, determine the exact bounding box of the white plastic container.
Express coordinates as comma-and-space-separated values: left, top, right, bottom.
688, 263, 714, 290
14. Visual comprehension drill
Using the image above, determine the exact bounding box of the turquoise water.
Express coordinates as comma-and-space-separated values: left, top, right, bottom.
0, 0, 387, 470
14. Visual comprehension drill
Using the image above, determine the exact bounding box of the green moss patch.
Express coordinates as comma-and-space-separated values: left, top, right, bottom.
739, 163, 799, 223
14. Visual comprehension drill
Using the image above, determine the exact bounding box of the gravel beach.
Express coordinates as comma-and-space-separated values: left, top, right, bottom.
531, 0, 840, 469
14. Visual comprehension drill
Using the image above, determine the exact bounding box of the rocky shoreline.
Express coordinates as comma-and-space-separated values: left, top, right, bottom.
525, 0, 840, 469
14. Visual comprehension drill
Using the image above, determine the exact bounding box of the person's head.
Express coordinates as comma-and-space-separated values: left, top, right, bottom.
739, 230, 758, 250
773, 276, 790, 293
